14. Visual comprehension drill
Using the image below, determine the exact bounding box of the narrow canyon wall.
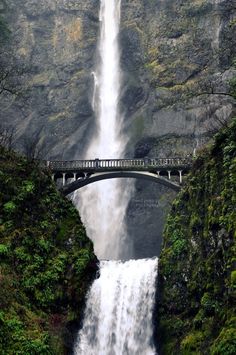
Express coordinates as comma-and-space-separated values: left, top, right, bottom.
0, 0, 235, 257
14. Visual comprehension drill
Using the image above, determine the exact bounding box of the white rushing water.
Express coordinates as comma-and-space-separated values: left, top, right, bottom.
74, 258, 158, 355
74, 0, 134, 260
74, 2, 158, 353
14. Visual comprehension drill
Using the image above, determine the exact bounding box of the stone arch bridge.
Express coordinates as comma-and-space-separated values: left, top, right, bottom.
42, 158, 193, 195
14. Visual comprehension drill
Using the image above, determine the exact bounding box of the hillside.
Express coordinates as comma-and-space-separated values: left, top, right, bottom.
157, 119, 236, 354
0, 148, 97, 354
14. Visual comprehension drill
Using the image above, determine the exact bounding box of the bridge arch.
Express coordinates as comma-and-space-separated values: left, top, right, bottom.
60, 171, 181, 196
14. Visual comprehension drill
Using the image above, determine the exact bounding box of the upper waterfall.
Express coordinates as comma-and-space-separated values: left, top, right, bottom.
95, 0, 123, 157
74, 0, 134, 260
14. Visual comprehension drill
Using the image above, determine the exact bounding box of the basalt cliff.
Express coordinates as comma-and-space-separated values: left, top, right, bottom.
0, 0, 235, 257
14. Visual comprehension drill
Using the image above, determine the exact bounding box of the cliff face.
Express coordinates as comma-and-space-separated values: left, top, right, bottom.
157, 119, 236, 354
0, 0, 235, 257
121, 0, 236, 151
121, 0, 236, 256
1, 0, 100, 159
0, 147, 97, 354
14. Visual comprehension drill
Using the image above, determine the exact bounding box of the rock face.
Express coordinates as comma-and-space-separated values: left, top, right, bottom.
0, 0, 236, 257
157, 119, 236, 354
1, 0, 100, 159
120, 0, 236, 153
120, 0, 236, 257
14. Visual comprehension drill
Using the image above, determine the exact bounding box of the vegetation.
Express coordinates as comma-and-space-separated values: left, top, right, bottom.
0, 147, 97, 354
157, 118, 236, 354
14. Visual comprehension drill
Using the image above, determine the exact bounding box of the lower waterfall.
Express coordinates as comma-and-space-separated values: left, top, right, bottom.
74, 258, 158, 355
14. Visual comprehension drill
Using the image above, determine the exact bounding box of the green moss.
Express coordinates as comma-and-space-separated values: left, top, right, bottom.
3, 201, 16, 213
180, 331, 204, 354
0, 147, 97, 354
230, 271, 236, 286
200, 293, 219, 315
0, 243, 9, 255
157, 118, 236, 354
210, 328, 236, 355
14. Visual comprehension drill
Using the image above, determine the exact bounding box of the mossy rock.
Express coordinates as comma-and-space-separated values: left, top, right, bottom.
157, 119, 236, 354
0, 147, 98, 354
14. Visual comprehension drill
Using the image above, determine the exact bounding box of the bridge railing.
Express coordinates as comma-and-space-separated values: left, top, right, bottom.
43, 157, 193, 172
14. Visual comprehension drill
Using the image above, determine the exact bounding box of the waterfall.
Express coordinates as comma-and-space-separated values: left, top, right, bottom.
73, 2, 158, 353
74, 258, 158, 355
74, 0, 134, 260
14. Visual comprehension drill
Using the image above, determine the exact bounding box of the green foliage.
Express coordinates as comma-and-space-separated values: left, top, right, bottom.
0, 243, 8, 255
158, 118, 236, 354
3, 201, 16, 213
75, 248, 93, 277
230, 271, 236, 286
180, 331, 204, 354
200, 293, 218, 315
210, 328, 236, 355
172, 238, 187, 256
21, 180, 35, 193
0, 147, 97, 353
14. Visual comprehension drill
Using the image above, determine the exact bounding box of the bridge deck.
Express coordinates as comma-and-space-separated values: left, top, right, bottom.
44, 158, 192, 173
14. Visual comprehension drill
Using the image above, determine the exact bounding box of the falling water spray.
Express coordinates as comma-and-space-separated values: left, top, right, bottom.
74, 0, 134, 260
73, 2, 159, 353
74, 258, 158, 355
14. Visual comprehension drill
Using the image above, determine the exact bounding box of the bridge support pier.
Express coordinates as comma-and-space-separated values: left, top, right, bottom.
179, 170, 183, 184
73, 173, 77, 181
168, 171, 171, 180
62, 173, 66, 186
